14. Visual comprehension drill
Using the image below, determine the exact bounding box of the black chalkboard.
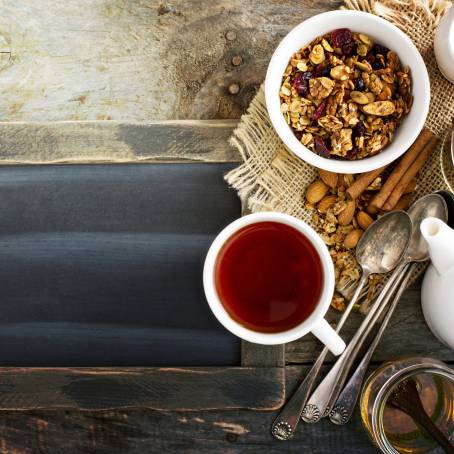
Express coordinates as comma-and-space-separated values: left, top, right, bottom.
0, 163, 241, 366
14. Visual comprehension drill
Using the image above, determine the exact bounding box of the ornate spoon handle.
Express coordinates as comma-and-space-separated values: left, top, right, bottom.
302, 264, 406, 423
330, 263, 413, 425
270, 272, 369, 440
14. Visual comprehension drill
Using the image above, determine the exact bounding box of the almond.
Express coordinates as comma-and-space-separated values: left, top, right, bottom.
319, 169, 338, 188
318, 194, 337, 213
344, 229, 364, 249
338, 199, 356, 226
356, 211, 374, 230
305, 180, 329, 204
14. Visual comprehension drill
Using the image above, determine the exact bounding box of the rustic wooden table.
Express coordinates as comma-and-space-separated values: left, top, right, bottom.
0, 1, 451, 452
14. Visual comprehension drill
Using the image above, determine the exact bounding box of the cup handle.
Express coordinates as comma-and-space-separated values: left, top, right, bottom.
311, 318, 345, 356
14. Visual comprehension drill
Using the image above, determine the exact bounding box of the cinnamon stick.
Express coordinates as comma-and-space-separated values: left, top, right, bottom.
382, 135, 438, 211
392, 193, 413, 211
368, 128, 433, 211
346, 165, 387, 200
403, 178, 417, 194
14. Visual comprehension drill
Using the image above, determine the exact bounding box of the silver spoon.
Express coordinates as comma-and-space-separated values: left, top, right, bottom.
329, 193, 448, 425
270, 211, 411, 440
301, 211, 412, 424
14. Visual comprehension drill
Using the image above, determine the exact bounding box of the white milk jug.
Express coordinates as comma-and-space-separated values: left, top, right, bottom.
420, 217, 454, 349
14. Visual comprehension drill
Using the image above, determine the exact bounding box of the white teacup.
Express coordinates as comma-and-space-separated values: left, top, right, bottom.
203, 212, 346, 355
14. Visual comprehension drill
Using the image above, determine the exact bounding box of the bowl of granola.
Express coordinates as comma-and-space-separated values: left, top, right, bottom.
265, 10, 430, 174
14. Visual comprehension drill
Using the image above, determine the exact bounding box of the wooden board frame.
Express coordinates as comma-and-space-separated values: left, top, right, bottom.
0, 120, 286, 412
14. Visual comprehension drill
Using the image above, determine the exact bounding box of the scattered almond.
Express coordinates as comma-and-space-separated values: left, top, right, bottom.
318, 194, 337, 213
319, 169, 338, 188
357, 211, 374, 230
338, 199, 356, 226
344, 229, 364, 249
305, 179, 329, 204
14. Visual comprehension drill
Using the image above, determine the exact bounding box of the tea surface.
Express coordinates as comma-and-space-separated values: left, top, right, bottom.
215, 221, 323, 333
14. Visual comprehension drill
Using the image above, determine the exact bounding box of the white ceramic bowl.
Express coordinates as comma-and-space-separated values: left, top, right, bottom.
265, 10, 430, 174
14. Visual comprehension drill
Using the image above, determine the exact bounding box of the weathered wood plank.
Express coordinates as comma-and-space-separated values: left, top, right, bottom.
0, 0, 342, 122
0, 120, 239, 163
286, 283, 454, 364
0, 366, 384, 453
241, 342, 285, 368
0, 367, 284, 411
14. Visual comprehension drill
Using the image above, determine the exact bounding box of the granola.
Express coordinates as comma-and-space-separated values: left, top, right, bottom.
280, 29, 413, 160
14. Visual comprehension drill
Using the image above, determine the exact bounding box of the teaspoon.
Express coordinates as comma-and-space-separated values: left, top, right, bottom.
301, 211, 412, 424
271, 210, 411, 439
329, 194, 448, 425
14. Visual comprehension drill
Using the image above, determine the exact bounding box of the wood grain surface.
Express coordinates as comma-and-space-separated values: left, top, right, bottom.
287, 284, 454, 364
0, 0, 342, 122
0, 367, 284, 411
0, 0, 449, 453
0, 120, 239, 164
0, 367, 376, 453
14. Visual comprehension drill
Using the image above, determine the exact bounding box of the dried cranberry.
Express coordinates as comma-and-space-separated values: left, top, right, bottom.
364, 51, 375, 65
293, 71, 312, 96
313, 63, 330, 78
354, 122, 366, 137
311, 101, 326, 121
331, 28, 353, 48
373, 43, 389, 56
342, 42, 356, 56
354, 77, 365, 91
294, 131, 303, 141
343, 88, 351, 100
314, 137, 330, 158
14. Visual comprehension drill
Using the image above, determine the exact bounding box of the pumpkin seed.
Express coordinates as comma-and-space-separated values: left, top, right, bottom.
362, 101, 396, 116
309, 44, 325, 64
358, 33, 372, 46
350, 90, 370, 104
354, 60, 372, 73
321, 38, 334, 52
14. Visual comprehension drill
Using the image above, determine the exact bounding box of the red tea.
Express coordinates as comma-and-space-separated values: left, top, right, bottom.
214, 221, 323, 333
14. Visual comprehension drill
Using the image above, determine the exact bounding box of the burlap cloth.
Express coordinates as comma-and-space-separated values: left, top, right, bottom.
225, 0, 453, 303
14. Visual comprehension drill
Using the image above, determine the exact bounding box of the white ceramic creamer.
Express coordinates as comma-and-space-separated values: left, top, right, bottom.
421, 217, 454, 349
